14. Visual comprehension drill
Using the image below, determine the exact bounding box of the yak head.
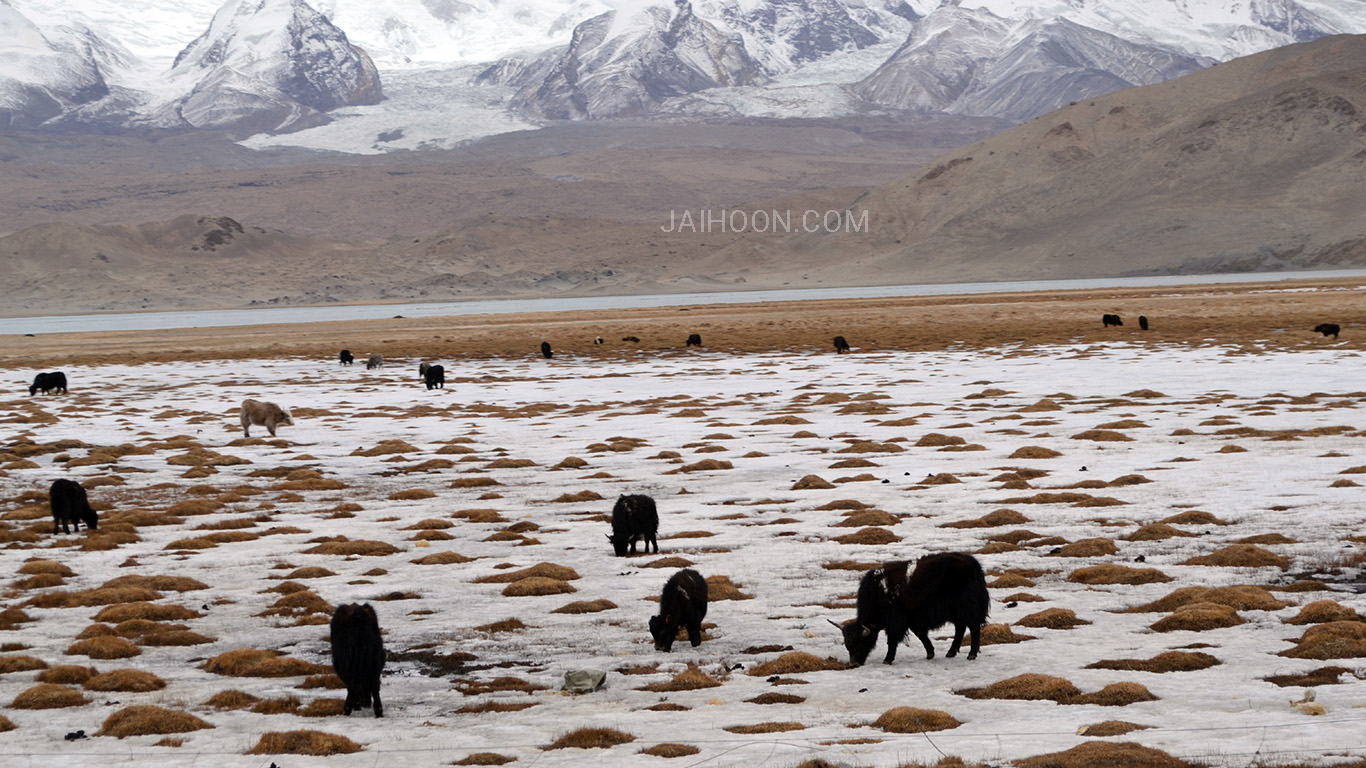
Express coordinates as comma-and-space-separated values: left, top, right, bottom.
279, 409, 295, 428
606, 533, 629, 557
829, 619, 876, 666
649, 614, 675, 652
81, 505, 99, 531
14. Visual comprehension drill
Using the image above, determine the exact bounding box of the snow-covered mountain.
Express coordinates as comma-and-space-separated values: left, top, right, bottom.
0, 0, 112, 129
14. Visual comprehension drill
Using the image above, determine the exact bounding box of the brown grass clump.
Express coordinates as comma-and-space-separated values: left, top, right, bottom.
1072, 682, 1159, 706
454, 753, 517, 765
748, 652, 847, 676
1237, 533, 1297, 545
669, 459, 734, 474
26, 585, 161, 609
0, 654, 48, 674
84, 669, 166, 692
451, 477, 501, 488
552, 490, 604, 503
791, 474, 835, 490
65, 636, 141, 659
1123, 585, 1289, 613
870, 707, 961, 733
0, 607, 34, 631
248, 730, 363, 755
282, 566, 337, 579
724, 722, 805, 734
833, 527, 903, 545
1159, 510, 1230, 526
36, 665, 97, 685
206, 690, 261, 710
980, 624, 1036, 645
474, 563, 580, 583
352, 440, 419, 457
201, 648, 328, 677
10, 683, 87, 709
389, 489, 436, 501
1016, 608, 1090, 629
643, 557, 695, 569
705, 575, 753, 601
1123, 523, 1199, 541
1015, 742, 1194, 768
1086, 651, 1221, 674
747, 693, 806, 704
412, 551, 474, 565
639, 744, 700, 758
475, 618, 527, 634
1049, 538, 1119, 557
502, 578, 576, 597
1262, 666, 1355, 687
638, 663, 722, 692
942, 509, 1030, 529
302, 538, 401, 557
1067, 564, 1172, 585
545, 728, 636, 750
1284, 600, 1364, 625
832, 510, 901, 528
1180, 544, 1289, 569
1071, 430, 1133, 442
94, 602, 202, 623
1009, 446, 1062, 459
456, 701, 538, 714
1279, 622, 1366, 659
1149, 603, 1246, 632
455, 676, 547, 696
18, 559, 74, 577
1077, 721, 1155, 737
0, 714, 14, 732
957, 674, 1080, 703
97, 705, 213, 738
552, 599, 616, 614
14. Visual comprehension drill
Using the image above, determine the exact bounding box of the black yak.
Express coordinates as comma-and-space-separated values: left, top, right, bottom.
540, 341, 553, 359
1138, 316, 1149, 331
649, 569, 708, 651
240, 399, 294, 437
424, 364, 445, 390
339, 350, 354, 365
418, 361, 430, 379
594, 337, 605, 345
330, 603, 385, 717
1315, 323, 1341, 338
686, 333, 702, 347
49, 478, 98, 535
1102, 314, 1123, 328
608, 494, 658, 557
622, 336, 640, 343
366, 353, 384, 369
833, 335, 851, 354
29, 371, 67, 396
831, 553, 989, 666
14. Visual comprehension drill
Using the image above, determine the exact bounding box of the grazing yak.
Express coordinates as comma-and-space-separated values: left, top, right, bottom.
424, 364, 445, 390
330, 603, 385, 717
240, 399, 294, 437
1315, 323, 1341, 339
540, 341, 553, 359
1102, 314, 1123, 328
49, 478, 98, 535
418, 362, 430, 379
686, 333, 702, 347
29, 371, 67, 396
833, 335, 851, 354
339, 350, 354, 365
366, 353, 384, 369
608, 494, 658, 557
594, 337, 605, 345
650, 569, 708, 652
831, 552, 989, 666
1138, 316, 1149, 331
621, 336, 640, 343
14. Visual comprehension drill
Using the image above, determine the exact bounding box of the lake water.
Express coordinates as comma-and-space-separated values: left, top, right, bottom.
5, 269, 1366, 336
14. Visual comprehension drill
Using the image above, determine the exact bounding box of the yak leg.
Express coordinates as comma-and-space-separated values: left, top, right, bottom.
946, 623, 967, 657
911, 626, 936, 660
343, 685, 356, 716
882, 618, 908, 664
648, 534, 658, 554
371, 676, 384, 717
687, 621, 702, 648
966, 624, 981, 660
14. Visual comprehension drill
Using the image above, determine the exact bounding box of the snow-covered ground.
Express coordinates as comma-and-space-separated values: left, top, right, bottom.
2, 343, 1365, 766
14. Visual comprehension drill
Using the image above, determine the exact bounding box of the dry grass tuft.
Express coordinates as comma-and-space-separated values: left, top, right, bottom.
98, 705, 213, 738
832, 510, 901, 528
1072, 682, 1159, 706
791, 475, 835, 490
474, 563, 579, 583
248, 730, 363, 755
545, 728, 636, 750
36, 665, 97, 685
552, 490, 604, 503
201, 648, 328, 677
206, 690, 261, 710
412, 551, 474, 565
705, 575, 753, 601
833, 527, 903, 545
1077, 721, 1155, 737
1049, 538, 1118, 557
1014, 741, 1193, 768
455, 676, 547, 696
455, 701, 538, 714
453, 753, 517, 765
870, 707, 961, 733
1262, 666, 1355, 687
552, 599, 616, 614
1009, 446, 1062, 459
302, 538, 401, 557
94, 602, 202, 623
1016, 608, 1090, 629
0, 714, 14, 732
639, 743, 700, 758
1149, 603, 1246, 633
1180, 544, 1289, 569
451, 477, 501, 489
84, 669, 166, 692
18, 559, 74, 577
957, 673, 1080, 703
0, 654, 48, 674
501, 578, 576, 597
746, 692, 805, 705
1086, 651, 1220, 673
1067, 564, 1172, 585
1071, 430, 1133, 442
723, 722, 805, 734
65, 636, 141, 659
748, 652, 847, 676
10, 683, 87, 709
0, 607, 34, 631
980, 624, 1036, 645
1279, 621, 1366, 659
1124, 523, 1199, 541
638, 663, 721, 692
1123, 585, 1288, 613
941, 509, 1029, 529
474, 618, 527, 634
1284, 600, 1364, 625
389, 489, 436, 501
1159, 510, 1230, 526
642, 557, 695, 569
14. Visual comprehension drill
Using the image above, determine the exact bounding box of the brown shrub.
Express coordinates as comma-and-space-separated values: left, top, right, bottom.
27, 586, 160, 609
94, 602, 202, 623
455, 676, 546, 696
1016, 608, 1089, 629
10, 683, 87, 709
502, 578, 576, 597
248, 730, 363, 755
0, 607, 34, 631
84, 669, 166, 692
870, 707, 961, 733
643, 557, 695, 569
1159, 510, 1230, 526
1180, 544, 1289, 569
1077, 721, 1155, 737
201, 648, 328, 677
1263, 666, 1355, 687
833, 527, 903, 545
1009, 446, 1062, 459
638, 663, 721, 692
18, 559, 74, 577
65, 636, 141, 659
451, 477, 501, 488
1073, 682, 1159, 706
206, 690, 261, 709
1071, 430, 1133, 442
639, 744, 700, 758
1284, 600, 1364, 625
388, 489, 436, 501
474, 618, 527, 634
748, 652, 846, 676
1049, 538, 1118, 557
669, 459, 733, 474
302, 538, 400, 557
1123, 523, 1199, 541
98, 705, 213, 738
0, 654, 48, 674
941, 509, 1029, 529
1085, 651, 1221, 673
1280, 621, 1366, 659
832, 510, 900, 528
747, 693, 805, 705
920, 473, 962, 484
545, 728, 636, 750
1067, 564, 1172, 585
298, 698, 346, 717
352, 440, 419, 456
474, 563, 580, 583
1149, 603, 1246, 632
0, 714, 13, 732
37, 665, 97, 685
1123, 585, 1288, 613
791, 475, 835, 490
412, 551, 474, 565
552, 599, 617, 614
552, 490, 604, 503
980, 624, 1036, 645
1014, 741, 1193, 768
957, 674, 1079, 703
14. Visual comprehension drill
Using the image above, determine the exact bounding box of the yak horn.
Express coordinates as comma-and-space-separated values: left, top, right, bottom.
827, 619, 843, 629
860, 626, 873, 637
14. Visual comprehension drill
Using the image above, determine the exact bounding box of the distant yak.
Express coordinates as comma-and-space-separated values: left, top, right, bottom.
29, 371, 67, 396
424, 364, 445, 390
621, 336, 640, 343
1138, 316, 1149, 331
686, 333, 702, 347
1102, 314, 1123, 328
339, 350, 354, 365
833, 335, 851, 354
366, 353, 384, 369
540, 341, 553, 359
240, 398, 294, 438
649, 569, 708, 652
1315, 323, 1341, 339
50, 478, 98, 535
330, 603, 385, 717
